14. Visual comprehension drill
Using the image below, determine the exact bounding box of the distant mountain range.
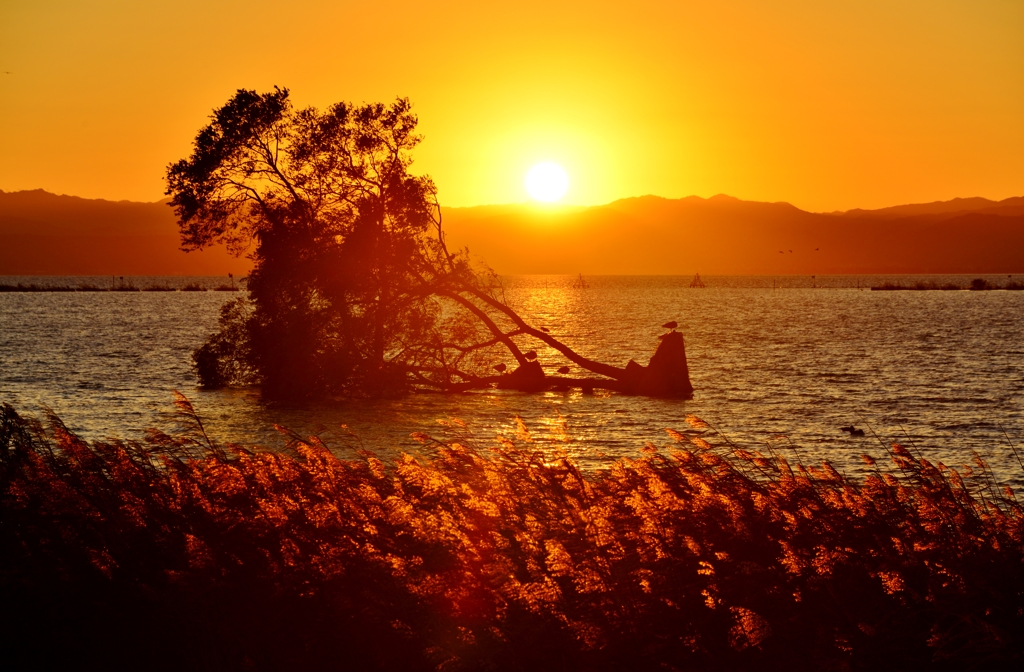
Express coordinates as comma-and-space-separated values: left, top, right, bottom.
442, 194, 1024, 274
2, 188, 1023, 275
0, 189, 247, 276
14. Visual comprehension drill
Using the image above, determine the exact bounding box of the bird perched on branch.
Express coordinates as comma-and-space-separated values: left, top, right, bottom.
662, 321, 678, 330
557, 365, 570, 375
493, 363, 507, 373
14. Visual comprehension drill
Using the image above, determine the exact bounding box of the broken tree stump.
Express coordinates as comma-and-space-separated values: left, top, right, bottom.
620, 331, 694, 398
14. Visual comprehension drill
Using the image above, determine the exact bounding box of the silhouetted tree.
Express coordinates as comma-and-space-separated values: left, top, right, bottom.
167, 88, 691, 398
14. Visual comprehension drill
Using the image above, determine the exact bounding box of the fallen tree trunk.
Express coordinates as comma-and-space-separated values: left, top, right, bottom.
494, 330, 693, 398
418, 298, 695, 398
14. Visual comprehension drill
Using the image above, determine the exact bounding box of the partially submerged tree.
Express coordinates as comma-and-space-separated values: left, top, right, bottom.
166, 88, 692, 399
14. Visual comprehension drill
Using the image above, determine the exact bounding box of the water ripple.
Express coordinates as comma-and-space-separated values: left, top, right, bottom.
1, 274, 1023, 481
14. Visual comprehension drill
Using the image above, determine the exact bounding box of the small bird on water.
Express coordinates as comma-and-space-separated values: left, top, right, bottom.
840, 425, 865, 437
556, 365, 570, 375
662, 321, 678, 330
493, 363, 507, 373
524, 350, 537, 361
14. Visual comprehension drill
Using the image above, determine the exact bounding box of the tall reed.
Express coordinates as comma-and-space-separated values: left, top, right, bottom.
1, 399, 1022, 671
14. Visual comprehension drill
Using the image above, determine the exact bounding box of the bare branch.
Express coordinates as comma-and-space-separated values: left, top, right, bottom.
460, 285, 626, 380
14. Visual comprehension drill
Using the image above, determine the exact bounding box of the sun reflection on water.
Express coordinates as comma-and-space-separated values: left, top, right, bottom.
2, 274, 1023, 483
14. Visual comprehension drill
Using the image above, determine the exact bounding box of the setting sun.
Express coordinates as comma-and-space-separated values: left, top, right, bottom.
524, 162, 569, 202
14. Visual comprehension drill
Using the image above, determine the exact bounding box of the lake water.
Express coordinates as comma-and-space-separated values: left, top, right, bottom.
1, 274, 1022, 485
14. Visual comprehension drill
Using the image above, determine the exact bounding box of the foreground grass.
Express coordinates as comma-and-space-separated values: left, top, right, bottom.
1, 398, 1023, 671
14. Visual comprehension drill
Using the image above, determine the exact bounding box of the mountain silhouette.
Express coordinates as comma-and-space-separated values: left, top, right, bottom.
0, 189, 248, 275
2, 189, 1022, 275
832, 196, 1024, 220
441, 194, 1024, 274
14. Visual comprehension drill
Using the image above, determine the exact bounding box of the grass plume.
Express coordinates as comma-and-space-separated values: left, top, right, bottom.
1, 401, 1022, 670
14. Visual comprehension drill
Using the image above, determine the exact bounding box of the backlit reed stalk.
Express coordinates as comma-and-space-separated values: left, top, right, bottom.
1, 398, 1022, 670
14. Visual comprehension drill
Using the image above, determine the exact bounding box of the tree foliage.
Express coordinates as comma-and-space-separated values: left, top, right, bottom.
167, 88, 685, 399
168, 89, 455, 396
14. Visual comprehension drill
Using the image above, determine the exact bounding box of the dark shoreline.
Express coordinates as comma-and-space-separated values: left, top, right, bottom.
0, 282, 240, 292
871, 279, 1024, 291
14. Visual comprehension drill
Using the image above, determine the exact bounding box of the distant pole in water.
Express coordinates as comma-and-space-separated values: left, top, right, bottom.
689, 273, 705, 288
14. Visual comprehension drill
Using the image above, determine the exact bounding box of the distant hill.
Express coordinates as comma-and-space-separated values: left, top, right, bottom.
833, 196, 1024, 220
2, 189, 1022, 275
0, 189, 249, 276
441, 194, 1024, 274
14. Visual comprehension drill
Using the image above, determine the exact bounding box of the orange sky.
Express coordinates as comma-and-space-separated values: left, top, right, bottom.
1, 0, 1022, 212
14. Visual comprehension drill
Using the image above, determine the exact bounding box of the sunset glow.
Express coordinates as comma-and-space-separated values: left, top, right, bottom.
1, 2, 1021, 210
524, 162, 569, 202
3, 2, 1024, 669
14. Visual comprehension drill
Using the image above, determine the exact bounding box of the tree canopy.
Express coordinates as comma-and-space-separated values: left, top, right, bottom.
166, 88, 692, 399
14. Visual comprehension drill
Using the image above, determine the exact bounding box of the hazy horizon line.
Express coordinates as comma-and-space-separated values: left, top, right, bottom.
4, 186, 1022, 215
